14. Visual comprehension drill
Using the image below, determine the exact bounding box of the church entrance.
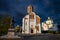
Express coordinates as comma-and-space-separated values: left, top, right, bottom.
31, 28, 33, 33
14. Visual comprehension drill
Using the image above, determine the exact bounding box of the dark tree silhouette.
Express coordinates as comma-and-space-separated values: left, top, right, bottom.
0, 14, 12, 35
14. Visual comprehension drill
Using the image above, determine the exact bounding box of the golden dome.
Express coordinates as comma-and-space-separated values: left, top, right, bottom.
47, 17, 53, 21
36, 15, 40, 24
48, 17, 50, 19
28, 5, 32, 8
27, 5, 33, 13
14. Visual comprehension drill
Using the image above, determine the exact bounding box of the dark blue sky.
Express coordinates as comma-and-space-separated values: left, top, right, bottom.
0, 0, 60, 26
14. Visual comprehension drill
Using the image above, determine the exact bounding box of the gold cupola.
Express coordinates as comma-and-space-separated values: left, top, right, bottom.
36, 15, 40, 24
27, 5, 33, 13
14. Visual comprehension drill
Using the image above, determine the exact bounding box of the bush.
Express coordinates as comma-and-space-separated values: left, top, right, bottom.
48, 31, 56, 34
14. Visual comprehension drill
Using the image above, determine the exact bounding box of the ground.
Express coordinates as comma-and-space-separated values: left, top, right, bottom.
0, 34, 60, 40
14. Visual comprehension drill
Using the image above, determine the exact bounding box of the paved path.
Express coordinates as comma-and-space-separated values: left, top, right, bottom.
22, 34, 60, 40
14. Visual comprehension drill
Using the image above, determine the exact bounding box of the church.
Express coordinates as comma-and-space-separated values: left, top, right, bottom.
22, 5, 41, 34
42, 17, 58, 31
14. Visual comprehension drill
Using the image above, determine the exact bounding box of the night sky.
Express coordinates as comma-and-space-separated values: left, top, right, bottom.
0, 0, 60, 26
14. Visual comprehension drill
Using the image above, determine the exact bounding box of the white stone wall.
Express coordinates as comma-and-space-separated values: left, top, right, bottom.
22, 12, 41, 34
25, 19, 29, 34
38, 24, 41, 33
30, 21, 36, 33
22, 18, 25, 33
42, 23, 49, 31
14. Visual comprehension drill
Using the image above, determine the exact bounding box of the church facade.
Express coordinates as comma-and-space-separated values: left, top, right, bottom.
22, 5, 41, 34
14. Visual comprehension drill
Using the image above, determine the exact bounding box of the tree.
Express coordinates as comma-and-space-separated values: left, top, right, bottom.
0, 14, 12, 35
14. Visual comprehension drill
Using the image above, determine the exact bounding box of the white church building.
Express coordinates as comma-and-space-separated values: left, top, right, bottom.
42, 17, 58, 31
22, 5, 41, 34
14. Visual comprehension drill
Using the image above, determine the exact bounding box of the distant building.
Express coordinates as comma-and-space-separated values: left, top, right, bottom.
15, 25, 22, 33
22, 5, 41, 34
42, 17, 58, 31
15, 25, 20, 32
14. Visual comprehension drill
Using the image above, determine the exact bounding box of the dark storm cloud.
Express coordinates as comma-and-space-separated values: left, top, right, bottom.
0, 0, 60, 26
